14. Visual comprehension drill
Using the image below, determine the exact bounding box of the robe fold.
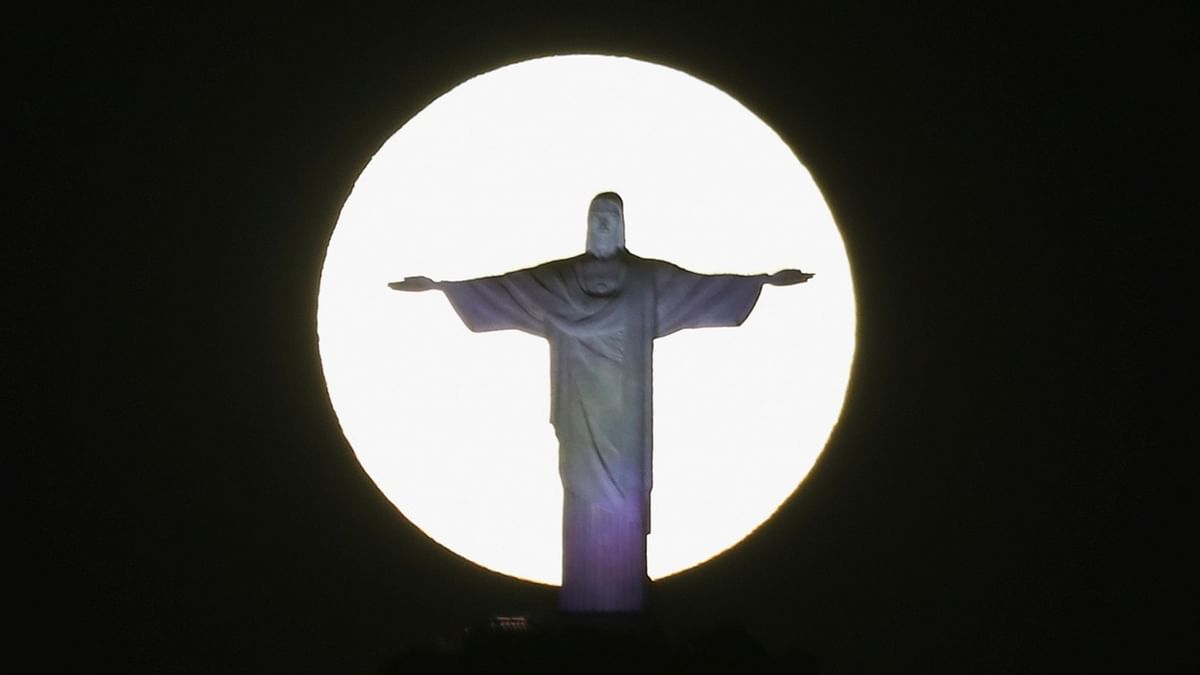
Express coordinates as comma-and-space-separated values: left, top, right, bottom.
441, 251, 765, 612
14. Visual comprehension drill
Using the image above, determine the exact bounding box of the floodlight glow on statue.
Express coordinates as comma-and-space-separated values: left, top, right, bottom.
389, 192, 812, 613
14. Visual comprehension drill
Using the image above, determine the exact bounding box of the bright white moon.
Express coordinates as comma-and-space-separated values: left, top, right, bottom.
318, 55, 855, 585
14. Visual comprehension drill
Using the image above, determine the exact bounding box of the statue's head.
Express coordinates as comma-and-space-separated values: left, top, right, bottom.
586, 192, 626, 259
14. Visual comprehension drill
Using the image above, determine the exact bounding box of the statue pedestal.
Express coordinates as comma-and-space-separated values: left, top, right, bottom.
540, 610, 667, 653
460, 611, 666, 674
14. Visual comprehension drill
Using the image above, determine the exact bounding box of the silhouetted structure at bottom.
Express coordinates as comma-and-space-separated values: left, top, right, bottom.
379, 612, 820, 675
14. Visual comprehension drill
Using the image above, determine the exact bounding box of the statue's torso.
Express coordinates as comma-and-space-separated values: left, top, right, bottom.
544, 255, 656, 508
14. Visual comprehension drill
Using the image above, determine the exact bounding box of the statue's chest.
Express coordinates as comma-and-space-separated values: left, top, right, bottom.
577, 258, 628, 298
553, 258, 653, 362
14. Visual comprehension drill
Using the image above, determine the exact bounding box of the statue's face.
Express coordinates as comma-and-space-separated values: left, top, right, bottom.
586, 198, 625, 258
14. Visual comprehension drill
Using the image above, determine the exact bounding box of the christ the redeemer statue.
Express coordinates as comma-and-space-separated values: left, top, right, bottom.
389, 192, 812, 613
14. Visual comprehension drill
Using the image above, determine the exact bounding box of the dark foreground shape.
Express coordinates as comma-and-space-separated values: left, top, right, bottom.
378, 612, 819, 675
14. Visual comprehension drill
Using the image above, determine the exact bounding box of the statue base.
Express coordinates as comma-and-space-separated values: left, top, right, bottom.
379, 609, 812, 674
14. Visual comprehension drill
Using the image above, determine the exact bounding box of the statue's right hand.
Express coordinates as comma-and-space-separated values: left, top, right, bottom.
388, 276, 439, 292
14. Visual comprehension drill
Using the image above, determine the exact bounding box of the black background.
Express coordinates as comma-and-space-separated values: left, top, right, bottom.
11, 3, 1192, 673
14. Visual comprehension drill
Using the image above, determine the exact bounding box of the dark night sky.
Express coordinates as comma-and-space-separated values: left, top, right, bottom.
10, 4, 1193, 673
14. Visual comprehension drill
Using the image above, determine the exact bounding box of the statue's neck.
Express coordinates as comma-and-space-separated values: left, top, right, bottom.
585, 246, 625, 261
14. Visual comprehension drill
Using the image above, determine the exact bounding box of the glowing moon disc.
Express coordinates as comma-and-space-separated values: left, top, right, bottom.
318, 55, 855, 585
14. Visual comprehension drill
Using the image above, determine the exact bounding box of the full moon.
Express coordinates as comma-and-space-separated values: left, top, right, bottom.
318, 55, 855, 585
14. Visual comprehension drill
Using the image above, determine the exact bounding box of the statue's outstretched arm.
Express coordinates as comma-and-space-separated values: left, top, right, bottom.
388, 276, 443, 292
388, 269, 552, 336
765, 269, 814, 286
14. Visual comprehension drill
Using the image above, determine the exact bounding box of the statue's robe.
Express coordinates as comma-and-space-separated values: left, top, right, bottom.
442, 250, 766, 612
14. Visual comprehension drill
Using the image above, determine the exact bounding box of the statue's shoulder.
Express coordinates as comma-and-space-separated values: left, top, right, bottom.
518, 254, 585, 283
534, 254, 585, 272
625, 253, 682, 276
620, 251, 662, 267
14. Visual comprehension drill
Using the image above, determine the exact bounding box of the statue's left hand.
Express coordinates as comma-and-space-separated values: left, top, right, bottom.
766, 269, 814, 286
388, 276, 441, 292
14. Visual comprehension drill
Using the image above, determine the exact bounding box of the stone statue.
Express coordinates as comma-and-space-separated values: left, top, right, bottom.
389, 192, 812, 613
